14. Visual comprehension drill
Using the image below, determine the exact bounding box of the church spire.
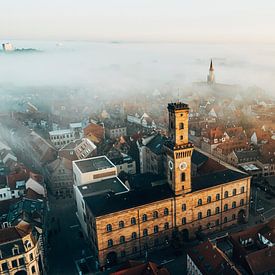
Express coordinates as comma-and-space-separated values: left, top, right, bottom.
207, 59, 215, 84
209, 59, 214, 71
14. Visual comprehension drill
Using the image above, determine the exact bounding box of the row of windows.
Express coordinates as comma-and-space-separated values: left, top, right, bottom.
1, 257, 35, 272
51, 133, 73, 139
107, 223, 170, 247
197, 187, 245, 206
106, 209, 170, 232
112, 237, 169, 258
197, 200, 245, 219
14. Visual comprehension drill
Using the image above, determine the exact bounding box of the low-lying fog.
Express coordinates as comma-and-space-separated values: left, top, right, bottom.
1, 40, 275, 96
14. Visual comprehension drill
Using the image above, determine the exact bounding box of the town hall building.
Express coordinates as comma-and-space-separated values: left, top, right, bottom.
73, 101, 251, 268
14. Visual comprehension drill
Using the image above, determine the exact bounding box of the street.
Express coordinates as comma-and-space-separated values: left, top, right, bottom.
47, 195, 93, 275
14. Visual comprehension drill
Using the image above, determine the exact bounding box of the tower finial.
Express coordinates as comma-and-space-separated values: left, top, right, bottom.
209, 59, 214, 71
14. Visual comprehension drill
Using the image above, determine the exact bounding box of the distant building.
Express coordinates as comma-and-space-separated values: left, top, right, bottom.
104, 120, 127, 139
46, 157, 73, 197
107, 150, 136, 175
58, 138, 97, 161
127, 113, 156, 129
49, 123, 83, 149
0, 221, 45, 274
83, 121, 105, 144
207, 59, 215, 84
2, 43, 13, 52
138, 133, 167, 175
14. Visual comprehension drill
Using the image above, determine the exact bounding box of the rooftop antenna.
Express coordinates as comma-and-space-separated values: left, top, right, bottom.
177, 88, 180, 103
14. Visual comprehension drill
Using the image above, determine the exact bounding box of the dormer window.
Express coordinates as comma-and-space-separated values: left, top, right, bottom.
12, 245, 19, 256
25, 240, 32, 249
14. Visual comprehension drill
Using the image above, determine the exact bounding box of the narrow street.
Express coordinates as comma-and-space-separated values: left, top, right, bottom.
47, 195, 93, 275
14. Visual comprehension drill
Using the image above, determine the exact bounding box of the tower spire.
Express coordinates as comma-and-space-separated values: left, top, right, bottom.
207, 59, 215, 84
209, 59, 214, 71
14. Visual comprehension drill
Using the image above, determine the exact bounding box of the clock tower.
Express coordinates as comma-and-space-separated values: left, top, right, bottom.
164, 102, 193, 195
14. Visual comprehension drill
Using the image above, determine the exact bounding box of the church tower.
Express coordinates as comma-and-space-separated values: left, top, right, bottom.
164, 102, 193, 195
207, 59, 215, 84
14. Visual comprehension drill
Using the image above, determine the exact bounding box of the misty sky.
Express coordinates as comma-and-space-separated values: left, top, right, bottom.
1, 0, 275, 42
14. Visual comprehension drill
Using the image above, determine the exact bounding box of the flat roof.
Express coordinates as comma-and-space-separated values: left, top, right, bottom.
192, 169, 249, 192
70, 122, 82, 128
77, 177, 128, 196
74, 156, 115, 173
84, 183, 174, 217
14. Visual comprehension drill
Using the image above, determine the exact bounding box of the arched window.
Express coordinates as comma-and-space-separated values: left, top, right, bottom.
215, 219, 219, 226
131, 232, 137, 239
224, 204, 228, 211
224, 217, 228, 223
232, 201, 236, 208
179, 123, 184, 130
31, 266, 36, 274
240, 199, 244, 206
107, 239, 113, 247
180, 135, 183, 140
232, 214, 236, 220
120, 236, 125, 244
207, 209, 211, 217
181, 172, 185, 182
215, 207, 220, 214
198, 199, 202, 206
241, 187, 245, 193
143, 229, 148, 236
182, 204, 186, 211
198, 212, 202, 220
153, 211, 158, 219
154, 225, 159, 233
207, 196, 211, 203
216, 194, 220, 201
131, 217, 136, 225
119, 221, 124, 228
224, 191, 229, 198
233, 189, 237, 196
106, 224, 112, 232
142, 214, 147, 222
164, 208, 169, 216
182, 217, 186, 224
164, 222, 169, 230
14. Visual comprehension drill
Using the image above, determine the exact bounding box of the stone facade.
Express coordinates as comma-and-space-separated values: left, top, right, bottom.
84, 102, 251, 267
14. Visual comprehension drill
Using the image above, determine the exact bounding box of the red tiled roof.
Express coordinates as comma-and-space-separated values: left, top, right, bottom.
245, 246, 275, 274
25, 188, 44, 200
7, 169, 30, 190
111, 261, 170, 275
187, 240, 241, 275
0, 224, 31, 244
84, 123, 104, 144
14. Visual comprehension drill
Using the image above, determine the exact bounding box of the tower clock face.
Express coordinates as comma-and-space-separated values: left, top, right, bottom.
179, 162, 187, 171
169, 160, 174, 170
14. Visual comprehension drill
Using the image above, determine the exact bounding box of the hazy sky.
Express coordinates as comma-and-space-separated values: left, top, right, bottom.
1, 0, 275, 42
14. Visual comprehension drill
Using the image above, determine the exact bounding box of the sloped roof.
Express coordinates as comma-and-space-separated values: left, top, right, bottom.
146, 134, 167, 155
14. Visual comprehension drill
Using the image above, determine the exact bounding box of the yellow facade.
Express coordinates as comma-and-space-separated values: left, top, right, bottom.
86, 102, 251, 267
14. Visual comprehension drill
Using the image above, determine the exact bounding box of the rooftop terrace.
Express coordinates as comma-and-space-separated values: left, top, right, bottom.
74, 156, 115, 173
